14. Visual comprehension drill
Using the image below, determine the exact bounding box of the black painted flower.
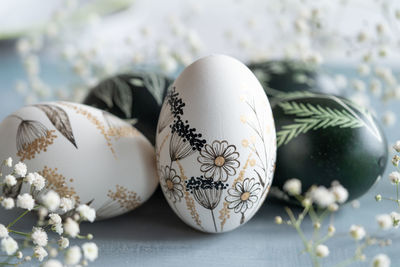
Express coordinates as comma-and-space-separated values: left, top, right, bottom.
198, 140, 240, 182
160, 166, 183, 203
225, 178, 260, 213
169, 131, 197, 162
186, 176, 227, 210
186, 176, 228, 232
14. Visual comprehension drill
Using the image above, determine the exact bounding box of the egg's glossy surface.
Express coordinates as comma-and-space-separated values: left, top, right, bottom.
83, 73, 173, 145
156, 55, 276, 233
0, 102, 158, 219
271, 93, 388, 201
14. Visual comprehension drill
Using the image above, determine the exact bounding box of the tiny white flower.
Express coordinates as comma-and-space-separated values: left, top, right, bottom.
0, 224, 9, 238
64, 218, 80, 238
315, 244, 329, 258
25, 173, 36, 184
82, 242, 98, 261
58, 237, 69, 249
65, 246, 82, 265
357, 31, 368, 42
357, 64, 370, 76
49, 248, 58, 258
17, 193, 35, 210
76, 204, 96, 222
53, 223, 63, 235
3, 157, 12, 167
42, 190, 60, 211
34, 246, 48, 262
33, 173, 45, 191
275, 216, 283, 224
60, 197, 74, 212
328, 203, 339, 212
352, 79, 366, 92
370, 79, 382, 96
372, 253, 391, 267
393, 141, 400, 152
389, 171, 400, 184
31, 227, 48, 247
283, 178, 302, 196
160, 55, 178, 74
42, 259, 63, 267
330, 183, 349, 204
16, 251, 23, 259
390, 212, 400, 228
1, 237, 18, 255
38, 207, 48, 220
1, 198, 15, 210
334, 74, 348, 89
349, 224, 366, 240
4, 175, 17, 187
376, 214, 392, 230
328, 225, 336, 236
14, 162, 27, 176
48, 213, 62, 225
294, 18, 309, 33
382, 111, 396, 127
376, 23, 386, 35
311, 186, 335, 208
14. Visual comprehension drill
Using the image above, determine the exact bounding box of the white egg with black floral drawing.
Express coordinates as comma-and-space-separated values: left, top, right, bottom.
0, 102, 158, 220
156, 55, 277, 233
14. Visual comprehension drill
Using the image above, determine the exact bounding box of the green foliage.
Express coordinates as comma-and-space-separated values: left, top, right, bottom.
277, 101, 365, 147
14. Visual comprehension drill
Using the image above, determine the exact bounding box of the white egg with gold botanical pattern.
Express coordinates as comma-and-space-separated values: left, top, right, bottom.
0, 102, 158, 220
156, 55, 277, 233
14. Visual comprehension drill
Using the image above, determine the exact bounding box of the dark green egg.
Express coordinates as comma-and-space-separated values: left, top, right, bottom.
83, 73, 173, 145
248, 60, 337, 95
271, 92, 388, 201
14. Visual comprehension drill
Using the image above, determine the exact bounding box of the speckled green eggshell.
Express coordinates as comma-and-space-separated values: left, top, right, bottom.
83, 73, 173, 145
272, 93, 388, 201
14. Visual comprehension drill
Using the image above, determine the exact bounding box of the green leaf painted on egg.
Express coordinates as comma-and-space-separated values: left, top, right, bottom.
276, 101, 366, 147
92, 77, 133, 118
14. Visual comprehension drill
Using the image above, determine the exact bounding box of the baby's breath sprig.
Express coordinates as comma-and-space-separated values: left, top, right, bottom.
277, 178, 391, 267
0, 157, 98, 266
374, 141, 400, 229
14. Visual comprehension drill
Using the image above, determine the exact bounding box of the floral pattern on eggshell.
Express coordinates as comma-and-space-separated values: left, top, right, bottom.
197, 140, 240, 182
97, 185, 142, 219
161, 165, 184, 203
13, 116, 58, 161
225, 178, 261, 224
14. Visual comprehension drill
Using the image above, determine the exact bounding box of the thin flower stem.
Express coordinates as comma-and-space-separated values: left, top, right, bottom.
284, 207, 309, 247
8, 229, 30, 237
7, 209, 31, 229
381, 196, 398, 202
332, 257, 357, 267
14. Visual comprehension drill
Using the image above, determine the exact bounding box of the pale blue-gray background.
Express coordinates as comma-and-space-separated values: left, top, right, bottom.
0, 41, 399, 267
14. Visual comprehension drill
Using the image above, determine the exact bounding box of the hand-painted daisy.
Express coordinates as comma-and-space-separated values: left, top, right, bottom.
198, 140, 240, 182
160, 166, 184, 203
225, 178, 261, 214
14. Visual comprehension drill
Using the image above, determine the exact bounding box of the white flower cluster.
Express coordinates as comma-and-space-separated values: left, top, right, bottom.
0, 157, 98, 266
282, 179, 349, 210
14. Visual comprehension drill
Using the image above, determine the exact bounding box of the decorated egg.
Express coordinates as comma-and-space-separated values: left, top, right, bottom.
156, 55, 276, 233
83, 73, 173, 145
0, 102, 158, 219
248, 60, 339, 96
271, 92, 388, 201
